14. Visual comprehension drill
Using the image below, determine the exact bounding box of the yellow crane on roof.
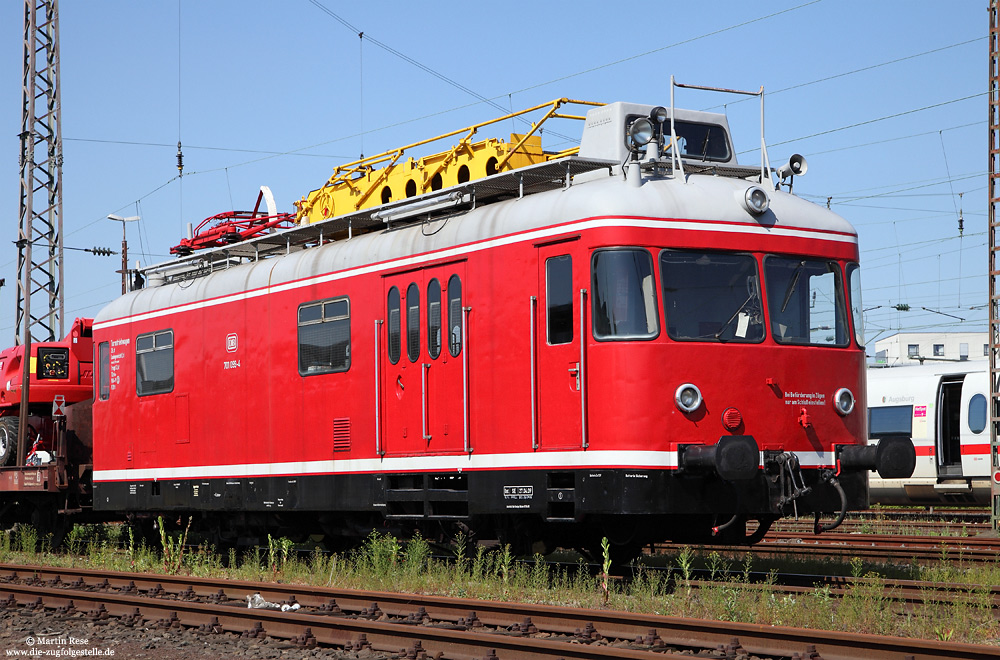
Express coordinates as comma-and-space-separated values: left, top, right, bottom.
294, 98, 604, 224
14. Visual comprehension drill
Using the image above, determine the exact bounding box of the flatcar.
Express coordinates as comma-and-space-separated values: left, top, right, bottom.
867, 361, 990, 506
85, 91, 914, 557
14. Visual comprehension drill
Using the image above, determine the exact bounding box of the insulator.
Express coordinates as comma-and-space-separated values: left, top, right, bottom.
176, 141, 184, 176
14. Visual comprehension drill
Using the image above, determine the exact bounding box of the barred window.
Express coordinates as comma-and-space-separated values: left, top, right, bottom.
448, 275, 463, 357
136, 330, 173, 396
387, 287, 401, 364
407, 283, 420, 363
298, 297, 351, 375
427, 278, 442, 359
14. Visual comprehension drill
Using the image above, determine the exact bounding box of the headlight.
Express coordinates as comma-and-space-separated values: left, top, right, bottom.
675, 383, 703, 413
649, 106, 669, 124
628, 118, 655, 148
743, 186, 770, 215
834, 387, 855, 416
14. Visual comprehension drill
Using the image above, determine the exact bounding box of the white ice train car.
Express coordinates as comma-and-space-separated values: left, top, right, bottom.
867, 361, 990, 506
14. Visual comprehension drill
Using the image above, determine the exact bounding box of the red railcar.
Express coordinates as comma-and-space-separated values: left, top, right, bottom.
90, 97, 914, 555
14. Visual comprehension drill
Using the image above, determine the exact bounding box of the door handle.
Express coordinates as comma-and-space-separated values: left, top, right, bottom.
568, 363, 580, 390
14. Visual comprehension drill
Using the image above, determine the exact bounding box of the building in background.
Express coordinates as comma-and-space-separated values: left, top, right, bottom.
872, 332, 988, 366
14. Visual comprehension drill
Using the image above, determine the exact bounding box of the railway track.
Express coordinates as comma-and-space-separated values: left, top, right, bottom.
654, 529, 1000, 565
1, 563, 996, 660
773, 518, 989, 535
679, 571, 1000, 618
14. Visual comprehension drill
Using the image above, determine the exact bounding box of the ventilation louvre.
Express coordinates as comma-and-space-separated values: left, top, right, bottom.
333, 418, 351, 452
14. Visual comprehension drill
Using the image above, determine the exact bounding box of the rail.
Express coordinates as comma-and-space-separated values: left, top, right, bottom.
1, 563, 996, 660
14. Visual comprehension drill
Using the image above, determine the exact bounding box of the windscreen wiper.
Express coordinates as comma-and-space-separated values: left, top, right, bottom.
780, 261, 806, 313
715, 291, 755, 339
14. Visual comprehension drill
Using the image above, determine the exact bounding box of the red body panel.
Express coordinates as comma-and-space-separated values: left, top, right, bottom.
92, 219, 864, 478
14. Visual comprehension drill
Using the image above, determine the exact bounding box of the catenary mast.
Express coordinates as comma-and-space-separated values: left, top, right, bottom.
989, 0, 1000, 530
15, 0, 63, 465
17, 0, 63, 346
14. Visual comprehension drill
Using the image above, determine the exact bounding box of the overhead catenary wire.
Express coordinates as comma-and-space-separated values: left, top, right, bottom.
49, 5, 984, 339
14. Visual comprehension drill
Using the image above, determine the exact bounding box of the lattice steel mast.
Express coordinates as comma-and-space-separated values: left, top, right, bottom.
17, 0, 63, 346
990, 0, 1000, 530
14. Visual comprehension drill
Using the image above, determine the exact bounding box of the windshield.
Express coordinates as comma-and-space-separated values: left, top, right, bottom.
660, 250, 764, 342
625, 117, 732, 162
765, 257, 849, 346
672, 120, 731, 161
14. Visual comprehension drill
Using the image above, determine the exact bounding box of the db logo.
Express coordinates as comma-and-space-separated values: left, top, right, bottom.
226, 333, 238, 353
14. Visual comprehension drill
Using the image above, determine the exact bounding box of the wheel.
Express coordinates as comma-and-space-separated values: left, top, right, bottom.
29, 501, 67, 551
0, 417, 19, 466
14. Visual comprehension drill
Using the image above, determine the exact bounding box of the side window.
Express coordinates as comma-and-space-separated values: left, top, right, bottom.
427, 278, 442, 359
592, 249, 658, 340
868, 405, 913, 439
98, 341, 110, 401
406, 283, 420, 363
969, 393, 987, 434
448, 275, 463, 357
136, 330, 173, 396
546, 255, 573, 345
846, 262, 864, 347
387, 287, 401, 364
298, 297, 351, 375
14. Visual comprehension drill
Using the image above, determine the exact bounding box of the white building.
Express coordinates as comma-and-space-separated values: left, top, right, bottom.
872, 331, 987, 366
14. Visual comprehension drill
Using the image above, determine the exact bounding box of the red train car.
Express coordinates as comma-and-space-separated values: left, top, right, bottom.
90, 96, 914, 555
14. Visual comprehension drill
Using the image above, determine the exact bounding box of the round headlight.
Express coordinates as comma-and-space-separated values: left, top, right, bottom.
675, 383, 703, 413
834, 388, 855, 416
743, 186, 770, 215
628, 118, 655, 148
649, 106, 669, 124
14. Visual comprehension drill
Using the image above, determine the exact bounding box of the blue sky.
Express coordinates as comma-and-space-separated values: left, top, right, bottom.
0, 1, 987, 347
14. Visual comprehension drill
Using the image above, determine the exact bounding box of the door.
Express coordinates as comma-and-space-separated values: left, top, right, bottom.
959, 372, 989, 478
382, 267, 466, 455
424, 265, 466, 453
936, 377, 963, 477
382, 274, 425, 455
536, 246, 583, 450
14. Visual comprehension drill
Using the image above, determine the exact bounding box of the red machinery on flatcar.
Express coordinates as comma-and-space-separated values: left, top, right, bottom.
0, 318, 94, 537
84, 90, 912, 556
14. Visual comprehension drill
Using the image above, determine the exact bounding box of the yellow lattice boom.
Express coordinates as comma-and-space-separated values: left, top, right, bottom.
295, 98, 604, 224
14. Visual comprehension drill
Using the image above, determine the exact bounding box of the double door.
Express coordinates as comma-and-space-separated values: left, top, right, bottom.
381, 265, 465, 455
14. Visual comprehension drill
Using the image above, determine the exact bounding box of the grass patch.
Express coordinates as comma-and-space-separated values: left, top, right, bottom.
2, 525, 998, 646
